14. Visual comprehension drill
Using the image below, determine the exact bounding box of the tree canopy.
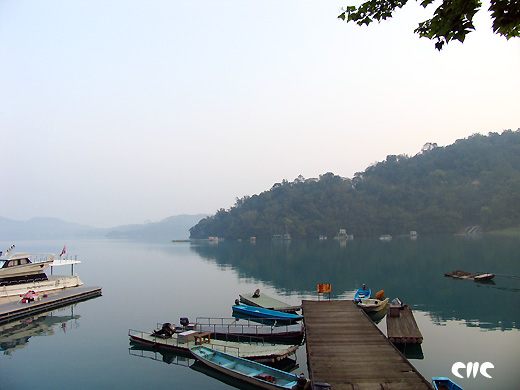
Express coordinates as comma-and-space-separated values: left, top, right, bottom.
190, 130, 520, 240
338, 0, 520, 50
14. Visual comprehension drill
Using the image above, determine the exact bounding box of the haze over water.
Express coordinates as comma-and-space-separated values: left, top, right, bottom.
1, 235, 519, 389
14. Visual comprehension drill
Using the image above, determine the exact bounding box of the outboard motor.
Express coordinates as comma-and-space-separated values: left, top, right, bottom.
295, 374, 311, 389
180, 317, 190, 328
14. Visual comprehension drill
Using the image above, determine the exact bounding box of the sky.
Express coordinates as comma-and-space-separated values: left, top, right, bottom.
1, 0, 519, 228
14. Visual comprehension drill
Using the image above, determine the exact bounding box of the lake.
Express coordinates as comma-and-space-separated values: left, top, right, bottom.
1, 235, 519, 389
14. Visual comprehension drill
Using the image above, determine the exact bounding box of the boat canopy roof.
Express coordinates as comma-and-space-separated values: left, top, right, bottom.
2, 253, 31, 260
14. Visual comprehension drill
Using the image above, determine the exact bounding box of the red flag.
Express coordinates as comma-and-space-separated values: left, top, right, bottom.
60, 246, 66, 257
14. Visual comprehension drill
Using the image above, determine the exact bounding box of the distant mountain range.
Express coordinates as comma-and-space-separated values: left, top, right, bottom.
0, 214, 208, 241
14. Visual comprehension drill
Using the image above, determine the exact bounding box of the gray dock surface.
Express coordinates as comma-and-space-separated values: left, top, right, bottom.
387, 305, 423, 344
302, 300, 432, 389
0, 286, 102, 324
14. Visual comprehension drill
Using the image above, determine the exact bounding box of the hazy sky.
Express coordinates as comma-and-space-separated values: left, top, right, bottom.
1, 1, 519, 228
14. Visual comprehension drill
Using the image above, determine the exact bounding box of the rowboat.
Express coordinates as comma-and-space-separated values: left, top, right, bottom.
354, 285, 371, 302
190, 345, 308, 390
358, 297, 389, 312
432, 377, 464, 390
232, 304, 302, 322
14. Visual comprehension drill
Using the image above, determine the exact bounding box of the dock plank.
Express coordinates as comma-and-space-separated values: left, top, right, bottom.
303, 300, 432, 390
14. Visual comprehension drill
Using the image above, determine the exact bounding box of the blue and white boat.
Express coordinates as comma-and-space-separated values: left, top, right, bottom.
354, 284, 371, 302
190, 345, 307, 390
232, 304, 302, 322
432, 377, 464, 390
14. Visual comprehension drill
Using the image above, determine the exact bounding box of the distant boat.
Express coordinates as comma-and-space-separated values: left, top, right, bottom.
190, 345, 307, 390
444, 270, 495, 281
379, 234, 392, 241
354, 285, 371, 302
232, 304, 302, 322
358, 297, 389, 313
432, 377, 464, 390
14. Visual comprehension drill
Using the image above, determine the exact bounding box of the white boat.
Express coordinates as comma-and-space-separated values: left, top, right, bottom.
190, 345, 307, 389
0, 248, 83, 299
0, 253, 55, 283
358, 297, 389, 312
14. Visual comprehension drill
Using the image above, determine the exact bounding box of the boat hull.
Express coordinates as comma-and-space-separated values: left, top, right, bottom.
358, 298, 389, 312
432, 377, 464, 390
232, 305, 302, 321
190, 345, 300, 390
0, 275, 83, 299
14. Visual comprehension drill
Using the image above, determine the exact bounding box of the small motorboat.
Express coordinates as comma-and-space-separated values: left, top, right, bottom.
232, 303, 302, 322
190, 345, 308, 390
354, 284, 371, 302
358, 297, 389, 312
432, 377, 464, 390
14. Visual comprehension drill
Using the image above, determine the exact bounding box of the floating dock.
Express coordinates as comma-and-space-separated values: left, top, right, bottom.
0, 286, 102, 324
387, 304, 423, 344
302, 300, 432, 389
128, 328, 298, 364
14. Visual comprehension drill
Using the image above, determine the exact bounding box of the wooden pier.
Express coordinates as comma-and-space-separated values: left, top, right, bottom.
0, 286, 102, 324
302, 300, 432, 389
387, 305, 423, 344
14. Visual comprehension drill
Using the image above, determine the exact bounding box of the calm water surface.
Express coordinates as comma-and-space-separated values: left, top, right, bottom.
1, 235, 519, 390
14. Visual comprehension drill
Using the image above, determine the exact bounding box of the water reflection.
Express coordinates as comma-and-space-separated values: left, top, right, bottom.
129, 343, 193, 366
190, 235, 520, 331
0, 305, 80, 355
129, 341, 300, 390
396, 343, 424, 360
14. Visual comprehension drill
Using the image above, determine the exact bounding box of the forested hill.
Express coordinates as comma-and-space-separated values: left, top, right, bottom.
190, 130, 520, 239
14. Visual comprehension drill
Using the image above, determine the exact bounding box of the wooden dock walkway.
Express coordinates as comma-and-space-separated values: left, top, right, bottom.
302, 300, 432, 389
0, 286, 102, 324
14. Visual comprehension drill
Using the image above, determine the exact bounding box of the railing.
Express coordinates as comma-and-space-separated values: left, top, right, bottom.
196, 316, 301, 337
128, 328, 242, 356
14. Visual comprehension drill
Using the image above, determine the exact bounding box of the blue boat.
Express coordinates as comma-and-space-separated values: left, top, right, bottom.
354, 284, 371, 302
232, 304, 302, 322
190, 345, 307, 390
432, 377, 464, 390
